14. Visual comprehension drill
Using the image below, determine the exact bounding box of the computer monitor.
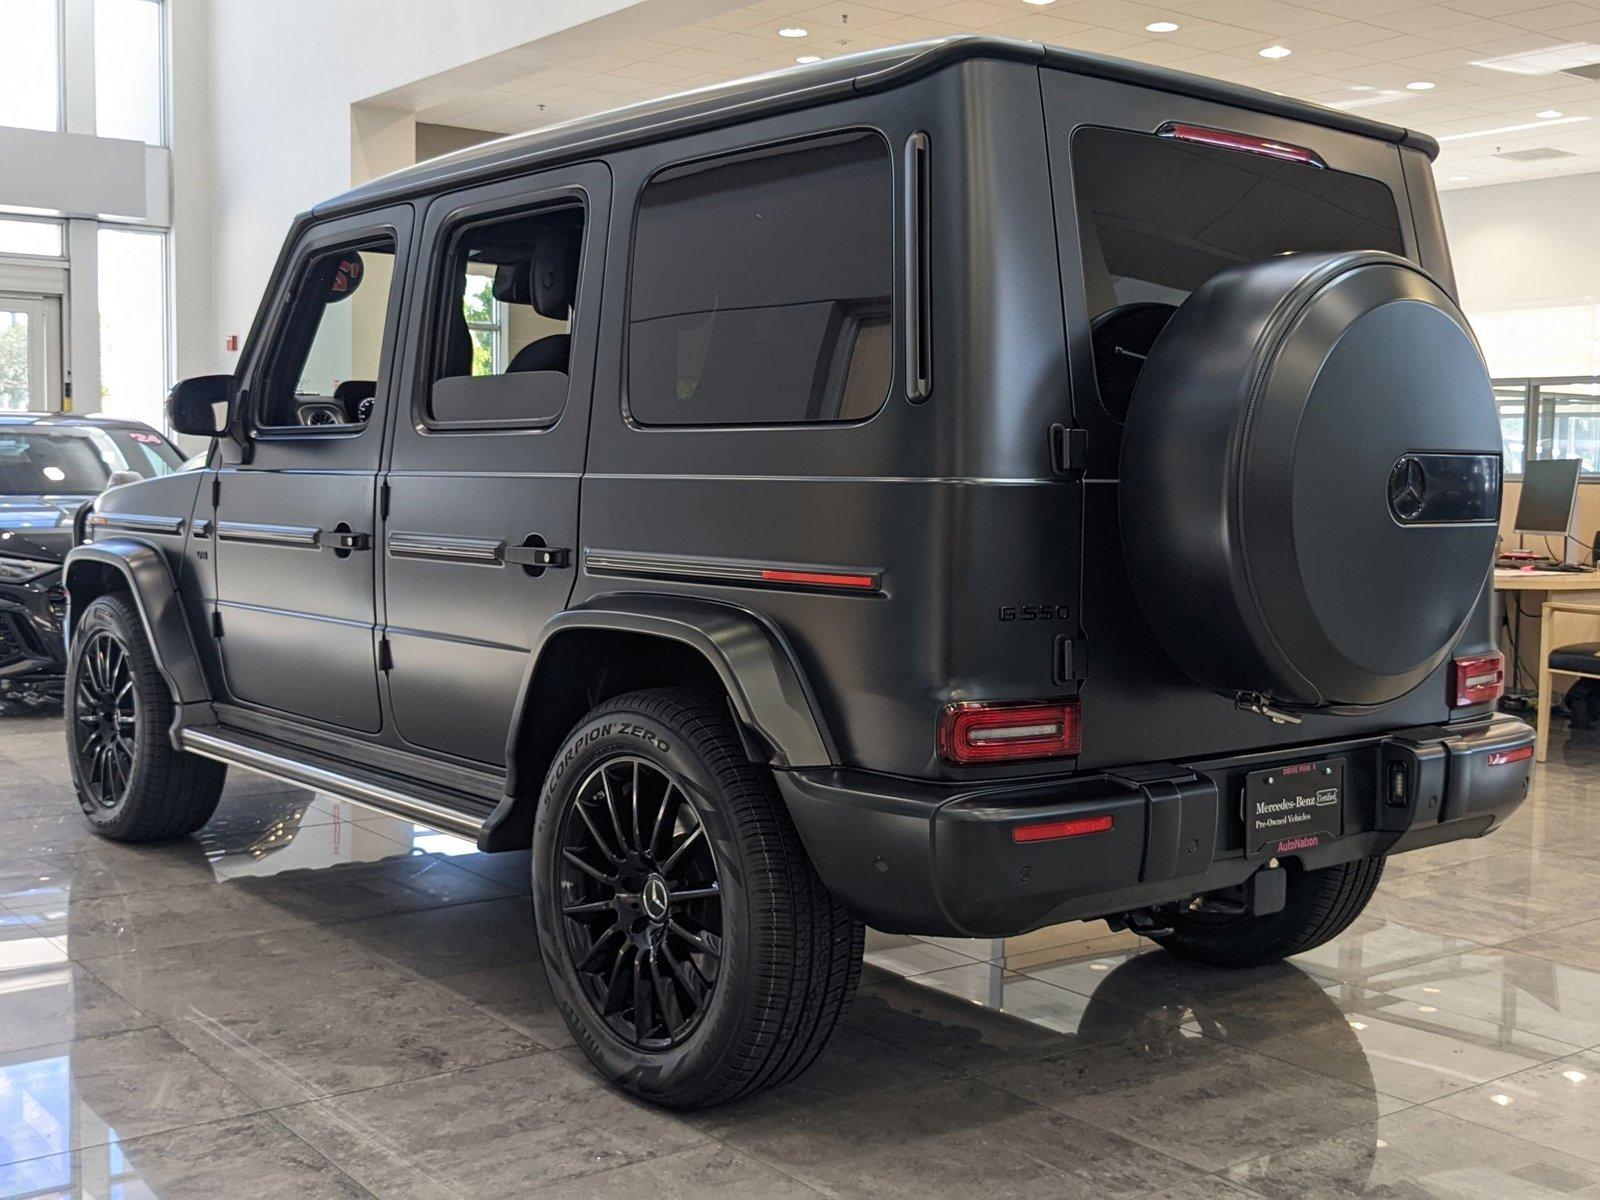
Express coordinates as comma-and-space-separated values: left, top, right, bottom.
1514, 457, 1582, 536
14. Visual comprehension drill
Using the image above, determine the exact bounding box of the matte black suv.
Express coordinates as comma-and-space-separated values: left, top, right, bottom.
64, 37, 1532, 1107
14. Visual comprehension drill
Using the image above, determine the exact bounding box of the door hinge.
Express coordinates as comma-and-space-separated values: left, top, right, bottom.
210, 610, 224, 638
1054, 634, 1087, 684
211, 476, 221, 507
378, 637, 393, 671
379, 479, 390, 520
1049, 424, 1088, 476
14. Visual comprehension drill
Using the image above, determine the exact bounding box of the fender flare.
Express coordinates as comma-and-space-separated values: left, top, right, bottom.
482, 593, 836, 850
63, 539, 211, 708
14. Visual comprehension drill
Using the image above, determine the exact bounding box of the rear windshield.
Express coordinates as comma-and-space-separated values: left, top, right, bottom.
0, 426, 183, 495
1072, 125, 1404, 418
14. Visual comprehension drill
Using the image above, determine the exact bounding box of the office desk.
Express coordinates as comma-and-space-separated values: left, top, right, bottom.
1493, 568, 1600, 693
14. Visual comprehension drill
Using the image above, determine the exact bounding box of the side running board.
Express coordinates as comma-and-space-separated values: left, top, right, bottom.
179, 727, 488, 839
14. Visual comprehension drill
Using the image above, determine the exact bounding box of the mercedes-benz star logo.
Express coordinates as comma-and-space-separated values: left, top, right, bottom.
1388, 455, 1428, 522
641, 875, 671, 922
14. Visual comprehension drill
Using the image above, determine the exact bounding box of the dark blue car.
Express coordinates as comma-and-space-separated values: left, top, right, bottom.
0, 413, 185, 708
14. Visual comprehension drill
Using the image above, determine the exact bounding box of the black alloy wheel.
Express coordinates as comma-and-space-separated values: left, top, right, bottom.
556, 754, 724, 1050
70, 629, 138, 809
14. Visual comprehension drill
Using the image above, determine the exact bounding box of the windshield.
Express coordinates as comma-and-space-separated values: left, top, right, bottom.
0, 427, 183, 496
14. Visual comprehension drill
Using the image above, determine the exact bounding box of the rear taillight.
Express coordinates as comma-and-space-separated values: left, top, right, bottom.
1159, 122, 1324, 167
938, 699, 1081, 765
1488, 746, 1533, 767
1452, 653, 1504, 708
1012, 813, 1114, 844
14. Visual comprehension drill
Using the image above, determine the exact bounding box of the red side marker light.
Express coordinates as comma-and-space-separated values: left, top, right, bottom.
938, 699, 1082, 765
1012, 813, 1114, 844
1452, 652, 1504, 708
1488, 746, 1533, 767
1159, 122, 1323, 166
759, 568, 877, 590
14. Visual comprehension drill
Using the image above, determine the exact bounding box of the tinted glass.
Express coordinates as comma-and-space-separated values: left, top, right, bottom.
257, 238, 397, 429
428, 205, 582, 427
1074, 127, 1402, 317
629, 131, 893, 426
0, 427, 181, 495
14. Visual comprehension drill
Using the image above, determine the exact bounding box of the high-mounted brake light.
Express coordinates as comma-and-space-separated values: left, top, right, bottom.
938, 699, 1081, 765
1012, 813, 1114, 844
1488, 746, 1533, 767
1158, 122, 1324, 167
1451, 652, 1504, 708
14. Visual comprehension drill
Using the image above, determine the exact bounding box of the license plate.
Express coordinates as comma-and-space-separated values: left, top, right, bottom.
1243, 759, 1344, 856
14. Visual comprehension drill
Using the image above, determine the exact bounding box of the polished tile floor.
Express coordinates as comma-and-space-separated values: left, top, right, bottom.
1, 713, 1598, 1198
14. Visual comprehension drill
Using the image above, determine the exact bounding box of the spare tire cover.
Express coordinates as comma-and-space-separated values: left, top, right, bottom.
1119, 250, 1502, 709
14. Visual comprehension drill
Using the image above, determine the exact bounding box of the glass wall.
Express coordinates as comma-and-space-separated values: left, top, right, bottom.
94, 0, 164, 144
1496, 378, 1600, 477
0, 0, 62, 131
97, 227, 168, 427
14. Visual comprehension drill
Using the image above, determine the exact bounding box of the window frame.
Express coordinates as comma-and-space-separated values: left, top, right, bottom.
245, 218, 406, 441
621, 125, 898, 432
415, 186, 589, 434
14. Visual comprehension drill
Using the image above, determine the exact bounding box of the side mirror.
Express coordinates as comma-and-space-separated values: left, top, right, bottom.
167, 375, 236, 438
104, 470, 143, 490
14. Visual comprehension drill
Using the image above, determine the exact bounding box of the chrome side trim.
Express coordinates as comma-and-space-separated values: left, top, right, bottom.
387, 531, 504, 565
179, 728, 486, 837
216, 521, 322, 549
585, 548, 881, 592
87, 513, 186, 536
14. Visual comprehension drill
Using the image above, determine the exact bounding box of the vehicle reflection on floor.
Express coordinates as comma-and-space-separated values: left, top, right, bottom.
2, 710, 1599, 1198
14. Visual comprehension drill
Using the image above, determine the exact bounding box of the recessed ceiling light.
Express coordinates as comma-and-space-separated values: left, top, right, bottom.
1146, 20, 1180, 33
1406, 81, 1435, 90
1537, 108, 1563, 118
1259, 44, 1292, 59
795, 54, 821, 63
1022, 0, 1056, 6
777, 26, 808, 38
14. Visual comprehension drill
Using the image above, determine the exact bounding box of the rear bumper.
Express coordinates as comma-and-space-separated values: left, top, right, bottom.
775, 715, 1533, 937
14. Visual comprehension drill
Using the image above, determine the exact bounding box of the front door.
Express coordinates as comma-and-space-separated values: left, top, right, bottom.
0, 295, 63, 412
211, 206, 411, 732
381, 167, 606, 764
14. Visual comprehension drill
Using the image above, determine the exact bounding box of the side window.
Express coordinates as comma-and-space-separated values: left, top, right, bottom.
427, 203, 584, 427
257, 235, 398, 429
628, 130, 893, 427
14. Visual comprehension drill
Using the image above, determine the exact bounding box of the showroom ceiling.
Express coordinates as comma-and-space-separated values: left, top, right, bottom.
389, 0, 1600, 188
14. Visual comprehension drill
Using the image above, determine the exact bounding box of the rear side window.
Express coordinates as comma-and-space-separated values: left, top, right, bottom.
628, 131, 893, 427
428, 202, 584, 428
1073, 126, 1402, 419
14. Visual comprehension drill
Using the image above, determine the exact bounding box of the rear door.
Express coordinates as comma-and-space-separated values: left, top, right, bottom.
379, 164, 607, 765
1036, 76, 1459, 764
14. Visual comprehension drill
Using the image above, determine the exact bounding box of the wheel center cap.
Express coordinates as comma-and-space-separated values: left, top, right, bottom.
641, 874, 671, 922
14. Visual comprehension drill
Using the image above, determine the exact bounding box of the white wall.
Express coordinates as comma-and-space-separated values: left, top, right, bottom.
194, 0, 642, 377
1441, 172, 1600, 377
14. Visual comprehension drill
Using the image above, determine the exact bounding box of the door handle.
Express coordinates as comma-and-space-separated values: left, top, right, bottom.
503, 544, 569, 569
322, 530, 372, 552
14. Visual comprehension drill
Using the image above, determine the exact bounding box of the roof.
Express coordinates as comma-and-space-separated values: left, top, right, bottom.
322, 36, 1439, 218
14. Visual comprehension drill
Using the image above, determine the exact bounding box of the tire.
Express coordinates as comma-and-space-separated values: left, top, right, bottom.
533, 687, 863, 1109
1150, 857, 1385, 969
65, 593, 226, 841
